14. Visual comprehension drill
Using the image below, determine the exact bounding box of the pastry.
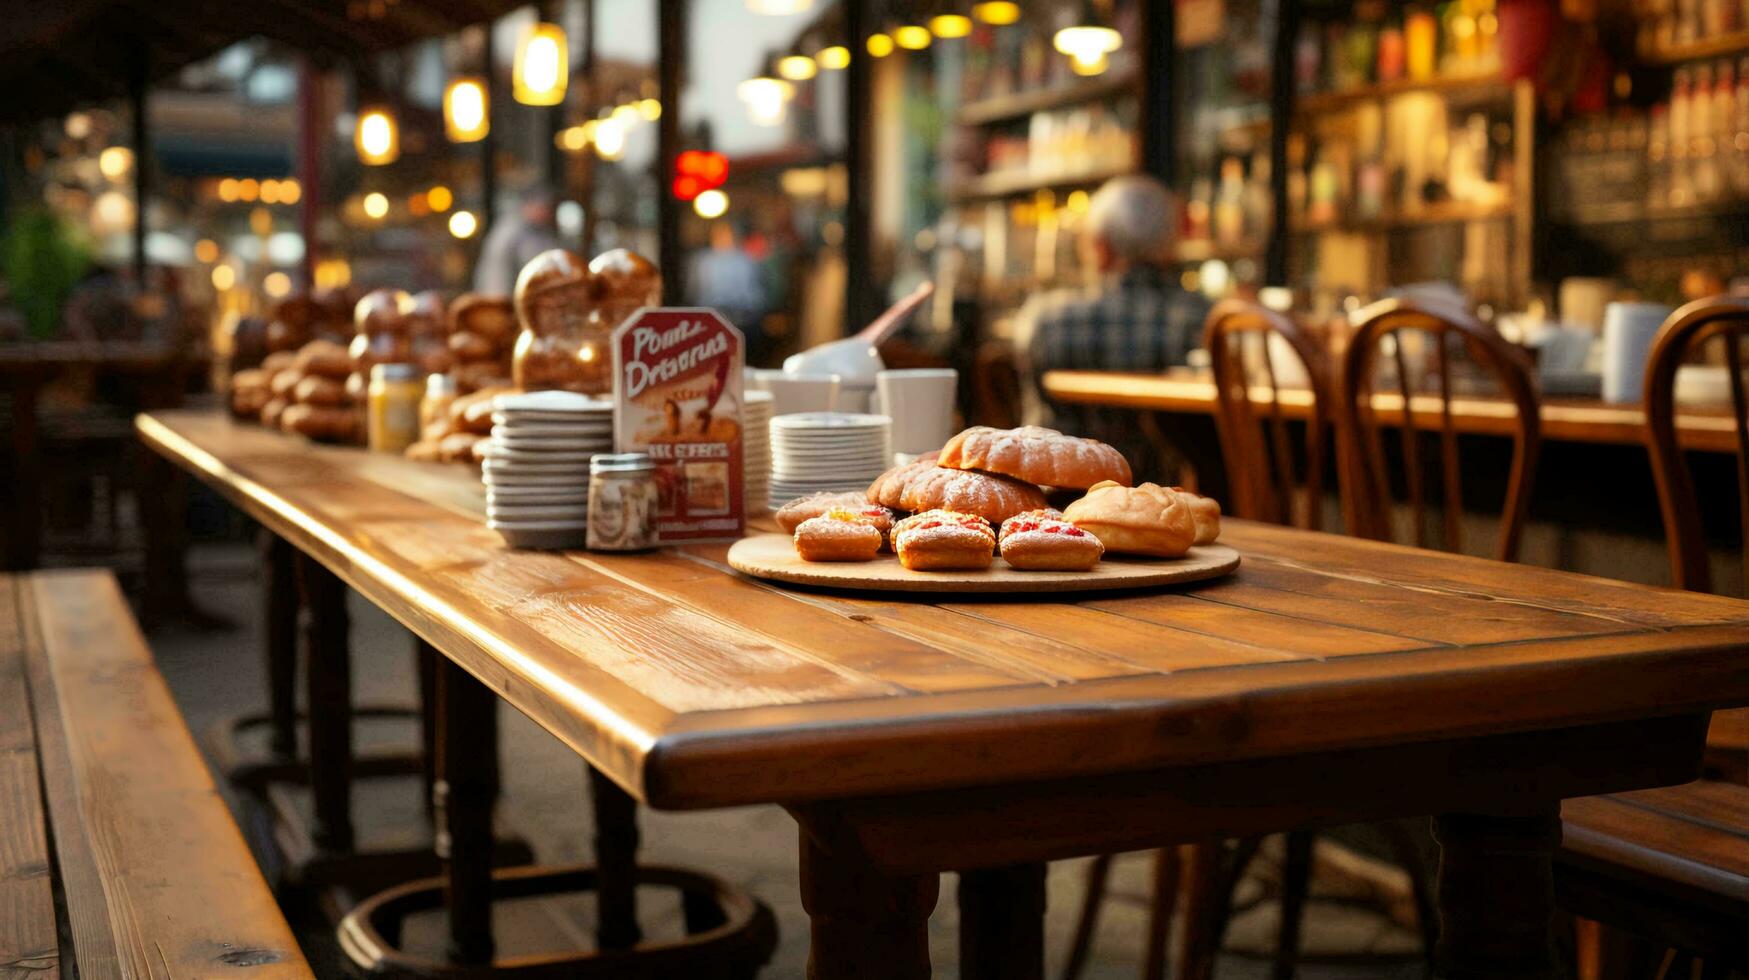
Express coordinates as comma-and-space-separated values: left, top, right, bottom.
1062, 481, 1200, 558
261, 351, 298, 374
866, 452, 939, 510
448, 330, 497, 361
793, 509, 884, 562
295, 339, 353, 380
294, 375, 348, 407
999, 512, 1104, 571
777, 491, 873, 534
450, 293, 517, 344
405, 439, 444, 462
281, 404, 358, 442
449, 387, 509, 435
899, 466, 1048, 524
1173, 487, 1222, 545
938, 426, 1132, 490
892, 510, 996, 571
259, 397, 290, 429
438, 431, 484, 462
452, 361, 510, 395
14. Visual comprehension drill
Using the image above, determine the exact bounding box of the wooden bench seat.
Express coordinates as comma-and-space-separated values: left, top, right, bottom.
1, 570, 312, 977
1559, 780, 1749, 970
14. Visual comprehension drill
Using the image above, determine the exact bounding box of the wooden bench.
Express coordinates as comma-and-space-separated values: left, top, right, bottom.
0, 569, 312, 977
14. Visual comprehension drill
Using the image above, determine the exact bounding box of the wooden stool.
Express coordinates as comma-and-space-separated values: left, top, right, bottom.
337, 657, 777, 978
217, 538, 530, 907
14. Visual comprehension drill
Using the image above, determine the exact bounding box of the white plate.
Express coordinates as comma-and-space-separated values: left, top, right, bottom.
487, 489, 589, 504
480, 446, 601, 464
489, 521, 588, 550
485, 474, 591, 489
492, 423, 614, 439
488, 504, 589, 522
771, 412, 889, 430
493, 391, 613, 414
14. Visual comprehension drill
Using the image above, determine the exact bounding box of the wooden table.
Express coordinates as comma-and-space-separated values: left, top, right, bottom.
138, 409, 1749, 979
1042, 369, 1741, 453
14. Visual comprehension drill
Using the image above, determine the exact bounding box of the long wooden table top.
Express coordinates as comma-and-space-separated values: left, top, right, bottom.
1042, 369, 1743, 454
139, 410, 1749, 811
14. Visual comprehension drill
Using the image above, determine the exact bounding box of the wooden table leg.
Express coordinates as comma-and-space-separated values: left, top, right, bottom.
261, 530, 298, 760
1431, 808, 1562, 980
588, 764, 643, 950
296, 553, 353, 855
958, 862, 1045, 980
434, 655, 497, 965
798, 825, 938, 980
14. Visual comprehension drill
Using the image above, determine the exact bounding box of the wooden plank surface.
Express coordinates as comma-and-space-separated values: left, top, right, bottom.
137, 411, 1749, 810
1041, 369, 1743, 454
0, 576, 58, 979
21, 570, 311, 978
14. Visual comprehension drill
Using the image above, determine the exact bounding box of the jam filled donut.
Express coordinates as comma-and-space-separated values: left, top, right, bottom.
777, 491, 876, 534
998, 512, 1104, 571
794, 509, 884, 562
891, 510, 996, 571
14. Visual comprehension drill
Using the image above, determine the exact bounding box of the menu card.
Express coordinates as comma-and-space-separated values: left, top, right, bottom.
610, 308, 745, 543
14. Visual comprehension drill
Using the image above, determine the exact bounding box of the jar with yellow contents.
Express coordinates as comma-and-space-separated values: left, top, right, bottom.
367, 363, 423, 453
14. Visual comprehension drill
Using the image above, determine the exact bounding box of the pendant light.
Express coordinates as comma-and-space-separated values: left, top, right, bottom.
929, 13, 974, 38
738, 55, 795, 126
514, 21, 569, 106
355, 105, 400, 165
1054, 2, 1122, 76
443, 77, 489, 142
972, 1, 1021, 24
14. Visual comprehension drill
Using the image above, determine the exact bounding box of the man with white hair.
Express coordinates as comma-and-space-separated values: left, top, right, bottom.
1015, 175, 1209, 460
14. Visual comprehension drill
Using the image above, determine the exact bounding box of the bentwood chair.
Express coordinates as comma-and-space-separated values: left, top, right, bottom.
1339, 297, 1541, 561
1644, 296, 1749, 784
1546, 298, 1749, 980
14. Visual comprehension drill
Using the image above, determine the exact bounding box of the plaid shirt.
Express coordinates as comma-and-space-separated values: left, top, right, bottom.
1019, 265, 1210, 477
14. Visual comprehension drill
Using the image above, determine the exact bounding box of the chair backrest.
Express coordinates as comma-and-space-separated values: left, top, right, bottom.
972, 340, 1025, 429
1339, 297, 1541, 561
1643, 296, 1749, 594
1202, 299, 1334, 528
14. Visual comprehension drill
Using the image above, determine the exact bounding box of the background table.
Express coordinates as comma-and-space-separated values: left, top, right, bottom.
139, 409, 1749, 979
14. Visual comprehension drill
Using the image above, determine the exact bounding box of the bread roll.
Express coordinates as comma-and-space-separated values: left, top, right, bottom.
1061, 481, 1200, 558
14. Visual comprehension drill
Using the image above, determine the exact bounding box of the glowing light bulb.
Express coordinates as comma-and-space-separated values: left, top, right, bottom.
779, 55, 818, 81
363, 192, 389, 220
929, 14, 973, 38
693, 189, 729, 219
514, 23, 568, 106
443, 77, 489, 142
1053, 24, 1122, 77
973, 2, 1020, 24
816, 45, 851, 70
355, 108, 399, 165
866, 33, 895, 57
449, 210, 478, 239
737, 76, 794, 127
593, 117, 628, 160
427, 185, 453, 212
98, 146, 133, 180
893, 25, 932, 49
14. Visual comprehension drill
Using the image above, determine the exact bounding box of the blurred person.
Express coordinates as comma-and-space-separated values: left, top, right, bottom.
474, 188, 561, 295
690, 221, 771, 364
1012, 175, 1210, 476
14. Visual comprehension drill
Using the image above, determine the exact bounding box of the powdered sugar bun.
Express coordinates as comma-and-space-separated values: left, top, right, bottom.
777, 491, 875, 534
898, 466, 1048, 523
938, 426, 1132, 490
866, 452, 939, 510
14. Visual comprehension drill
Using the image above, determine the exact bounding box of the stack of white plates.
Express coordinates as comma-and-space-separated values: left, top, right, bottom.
482, 390, 615, 549
769, 412, 891, 502
744, 391, 774, 512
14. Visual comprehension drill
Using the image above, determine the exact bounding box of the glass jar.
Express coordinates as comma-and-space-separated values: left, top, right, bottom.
350, 288, 414, 400
588, 453, 660, 551
421, 373, 457, 435
368, 363, 423, 453
512, 249, 606, 394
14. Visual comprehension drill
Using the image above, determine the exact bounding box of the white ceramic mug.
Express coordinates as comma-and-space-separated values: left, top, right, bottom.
871, 369, 957, 456
763, 374, 841, 415
1601, 302, 1673, 404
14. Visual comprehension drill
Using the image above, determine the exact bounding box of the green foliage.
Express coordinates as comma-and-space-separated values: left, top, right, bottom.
2, 208, 92, 338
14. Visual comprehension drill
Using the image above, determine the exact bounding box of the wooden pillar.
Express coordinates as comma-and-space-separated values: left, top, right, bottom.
129, 40, 150, 287
1265, 0, 1298, 287
1139, 0, 1175, 186
843, 0, 877, 332
656, 0, 685, 305
297, 58, 321, 292
958, 862, 1046, 980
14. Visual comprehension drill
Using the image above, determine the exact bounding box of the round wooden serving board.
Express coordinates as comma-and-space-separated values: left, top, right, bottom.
726, 533, 1240, 594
